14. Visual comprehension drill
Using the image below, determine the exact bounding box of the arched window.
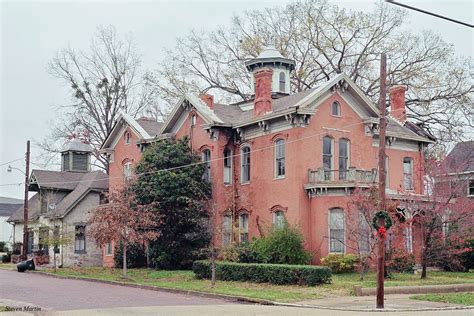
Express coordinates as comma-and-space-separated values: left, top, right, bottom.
274, 139, 285, 178
403, 157, 413, 190
239, 213, 249, 243
338, 139, 349, 180
331, 101, 341, 116
241, 146, 251, 183
222, 214, 232, 247
359, 212, 370, 254
223, 148, 232, 185
323, 136, 333, 180
273, 210, 285, 229
329, 208, 344, 253
191, 114, 197, 127
123, 161, 132, 183
124, 131, 131, 144
279, 72, 286, 92
202, 149, 211, 182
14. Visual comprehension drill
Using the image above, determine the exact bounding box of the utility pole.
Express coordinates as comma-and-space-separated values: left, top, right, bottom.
21, 140, 30, 261
377, 54, 387, 309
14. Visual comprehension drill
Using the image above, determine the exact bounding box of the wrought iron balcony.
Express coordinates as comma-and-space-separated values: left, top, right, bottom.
306, 167, 378, 191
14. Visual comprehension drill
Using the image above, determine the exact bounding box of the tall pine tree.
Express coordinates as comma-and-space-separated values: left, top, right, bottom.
133, 138, 211, 269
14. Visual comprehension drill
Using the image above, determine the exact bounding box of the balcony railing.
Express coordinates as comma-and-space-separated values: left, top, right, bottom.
307, 167, 378, 186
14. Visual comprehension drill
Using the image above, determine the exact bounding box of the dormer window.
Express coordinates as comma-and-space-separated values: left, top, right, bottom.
331, 101, 341, 116
124, 131, 131, 144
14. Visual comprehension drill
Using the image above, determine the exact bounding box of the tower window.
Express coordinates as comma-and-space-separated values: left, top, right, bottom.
323, 136, 333, 180
241, 146, 251, 183
279, 72, 286, 92
223, 148, 232, 185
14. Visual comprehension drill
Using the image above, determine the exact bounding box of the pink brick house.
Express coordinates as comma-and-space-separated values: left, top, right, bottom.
101, 46, 434, 266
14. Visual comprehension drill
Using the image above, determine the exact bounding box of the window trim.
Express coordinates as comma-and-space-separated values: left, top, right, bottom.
222, 214, 232, 247
403, 157, 414, 190
272, 210, 286, 229
331, 101, 341, 117
201, 149, 211, 183
74, 224, 86, 254
328, 208, 345, 254
274, 138, 286, 179
223, 148, 232, 185
123, 161, 132, 183
105, 242, 113, 256
238, 213, 249, 244
279, 72, 286, 93
323, 136, 334, 180
338, 138, 350, 180
124, 131, 131, 145
468, 180, 474, 196
240, 145, 251, 184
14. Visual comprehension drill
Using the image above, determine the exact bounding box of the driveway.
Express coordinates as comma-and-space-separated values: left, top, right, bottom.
0, 269, 231, 311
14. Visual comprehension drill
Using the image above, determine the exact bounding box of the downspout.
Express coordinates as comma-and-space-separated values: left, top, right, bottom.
308, 191, 313, 258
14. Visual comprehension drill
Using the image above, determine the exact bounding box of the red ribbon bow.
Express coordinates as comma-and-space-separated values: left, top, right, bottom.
377, 226, 387, 239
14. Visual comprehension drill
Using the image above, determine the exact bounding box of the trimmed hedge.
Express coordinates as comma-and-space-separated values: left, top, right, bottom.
192, 260, 332, 286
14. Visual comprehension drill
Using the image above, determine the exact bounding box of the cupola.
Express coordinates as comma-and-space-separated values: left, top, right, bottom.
61, 138, 93, 172
244, 45, 296, 96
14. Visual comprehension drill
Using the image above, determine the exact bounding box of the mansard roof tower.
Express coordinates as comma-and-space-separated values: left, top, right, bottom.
245, 45, 296, 97
61, 138, 93, 172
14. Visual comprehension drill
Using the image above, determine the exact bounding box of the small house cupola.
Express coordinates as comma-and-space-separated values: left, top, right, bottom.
61, 138, 93, 172
245, 45, 295, 96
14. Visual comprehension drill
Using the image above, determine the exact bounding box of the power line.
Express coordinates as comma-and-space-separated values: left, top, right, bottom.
0, 113, 410, 188
386, 1, 474, 28
0, 157, 23, 167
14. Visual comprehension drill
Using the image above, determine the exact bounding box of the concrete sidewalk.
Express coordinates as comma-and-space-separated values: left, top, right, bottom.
288, 294, 472, 311
1, 304, 473, 316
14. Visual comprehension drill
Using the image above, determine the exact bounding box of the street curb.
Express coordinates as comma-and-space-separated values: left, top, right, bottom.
354, 283, 474, 296
17, 270, 474, 312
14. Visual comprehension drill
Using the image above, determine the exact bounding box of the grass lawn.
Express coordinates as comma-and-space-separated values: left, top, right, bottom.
37, 267, 474, 302
0, 263, 16, 270
411, 292, 474, 306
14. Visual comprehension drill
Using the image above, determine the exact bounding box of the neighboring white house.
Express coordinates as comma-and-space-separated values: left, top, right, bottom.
0, 196, 22, 247
8, 139, 108, 266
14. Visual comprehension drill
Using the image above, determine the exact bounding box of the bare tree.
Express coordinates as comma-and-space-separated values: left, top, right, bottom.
154, 0, 472, 143
41, 25, 160, 170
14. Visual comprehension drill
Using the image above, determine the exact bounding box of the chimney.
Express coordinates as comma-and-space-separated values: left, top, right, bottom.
199, 93, 214, 110
389, 85, 407, 124
253, 68, 273, 117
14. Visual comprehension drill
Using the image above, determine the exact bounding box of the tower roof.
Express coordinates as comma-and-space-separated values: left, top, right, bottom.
61, 138, 93, 153
244, 45, 296, 71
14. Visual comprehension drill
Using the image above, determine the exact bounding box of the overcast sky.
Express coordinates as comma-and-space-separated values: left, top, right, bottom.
1, 0, 472, 199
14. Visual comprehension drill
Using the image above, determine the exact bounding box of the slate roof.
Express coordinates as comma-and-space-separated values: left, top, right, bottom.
0, 197, 22, 217
445, 141, 474, 173
8, 170, 108, 222
136, 118, 164, 137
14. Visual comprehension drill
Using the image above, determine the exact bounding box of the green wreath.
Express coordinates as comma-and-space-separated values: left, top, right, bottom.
372, 211, 392, 230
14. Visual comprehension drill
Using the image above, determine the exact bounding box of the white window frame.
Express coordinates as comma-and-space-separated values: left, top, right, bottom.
223, 148, 232, 185
279, 72, 286, 92
272, 210, 285, 229
105, 242, 113, 256
331, 101, 341, 116
323, 136, 333, 180
239, 213, 249, 244
123, 162, 132, 182
403, 157, 414, 190
240, 146, 251, 184
274, 139, 285, 179
338, 138, 349, 180
201, 149, 211, 183
328, 208, 345, 253
359, 213, 371, 254
404, 224, 413, 253
222, 215, 232, 247
468, 180, 474, 196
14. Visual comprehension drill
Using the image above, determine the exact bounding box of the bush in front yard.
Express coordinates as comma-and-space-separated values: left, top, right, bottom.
250, 224, 311, 265
387, 248, 416, 273
192, 260, 332, 286
320, 254, 358, 273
